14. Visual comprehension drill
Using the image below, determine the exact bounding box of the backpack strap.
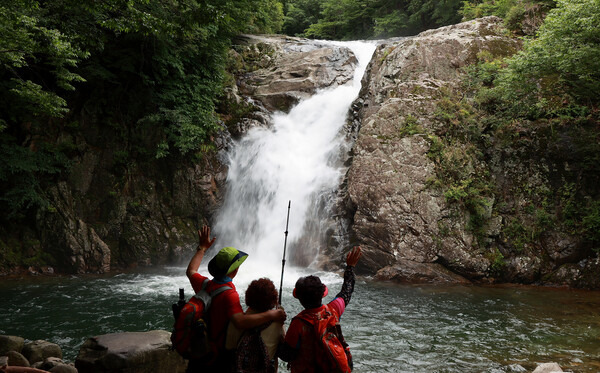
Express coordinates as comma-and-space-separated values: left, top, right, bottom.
209, 285, 232, 297
192, 281, 232, 309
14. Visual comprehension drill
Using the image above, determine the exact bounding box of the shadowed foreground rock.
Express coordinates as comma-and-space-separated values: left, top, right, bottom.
0, 336, 75, 372
75, 331, 186, 373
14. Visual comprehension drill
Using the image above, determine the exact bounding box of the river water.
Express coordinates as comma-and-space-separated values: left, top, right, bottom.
2, 41, 600, 372
1, 268, 600, 372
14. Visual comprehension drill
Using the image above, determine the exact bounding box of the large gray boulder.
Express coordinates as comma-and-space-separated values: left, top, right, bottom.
75, 330, 186, 373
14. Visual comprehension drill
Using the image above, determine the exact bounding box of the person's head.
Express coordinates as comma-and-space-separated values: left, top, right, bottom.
208, 247, 248, 280
245, 278, 278, 312
293, 275, 328, 309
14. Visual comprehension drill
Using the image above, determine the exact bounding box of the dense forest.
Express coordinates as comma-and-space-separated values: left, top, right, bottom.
1, 0, 598, 273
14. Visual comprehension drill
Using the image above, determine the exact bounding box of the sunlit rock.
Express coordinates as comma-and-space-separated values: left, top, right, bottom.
343, 17, 520, 282
236, 35, 357, 113
22, 339, 62, 365
75, 330, 186, 373
532, 362, 563, 373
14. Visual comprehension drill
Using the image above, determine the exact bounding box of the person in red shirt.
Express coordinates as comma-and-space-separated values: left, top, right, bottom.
186, 226, 286, 373
278, 246, 362, 373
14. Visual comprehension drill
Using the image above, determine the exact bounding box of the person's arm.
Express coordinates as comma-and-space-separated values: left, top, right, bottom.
230, 308, 286, 330
186, 225, 216, 279
334, 246, 362, 306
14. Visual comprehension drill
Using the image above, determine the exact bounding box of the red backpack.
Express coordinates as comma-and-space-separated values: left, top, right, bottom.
171, 279, 231, 360
295, 306, 353, 373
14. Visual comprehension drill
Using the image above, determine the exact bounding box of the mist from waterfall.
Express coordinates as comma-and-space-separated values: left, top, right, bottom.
212, 41, 375, 284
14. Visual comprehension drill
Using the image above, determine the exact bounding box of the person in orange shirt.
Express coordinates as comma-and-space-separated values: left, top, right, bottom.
185, 226, 286, 373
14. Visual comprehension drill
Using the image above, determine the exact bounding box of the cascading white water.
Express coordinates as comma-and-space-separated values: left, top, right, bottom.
212, 41, 375, 285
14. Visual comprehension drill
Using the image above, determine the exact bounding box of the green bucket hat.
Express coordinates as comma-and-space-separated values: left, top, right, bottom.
208, 247, 248, 279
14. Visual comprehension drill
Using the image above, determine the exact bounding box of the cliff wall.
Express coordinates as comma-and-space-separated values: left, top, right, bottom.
342, 16, 599, 288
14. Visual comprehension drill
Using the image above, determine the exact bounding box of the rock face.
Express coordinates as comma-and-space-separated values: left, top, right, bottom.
344, 17, 519, 282
236, 35, 357, 113
75, 330, 186, 373
339, 16, 599, 288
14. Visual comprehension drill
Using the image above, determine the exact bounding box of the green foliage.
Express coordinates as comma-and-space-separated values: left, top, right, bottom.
285, 0, 463, 40
462, 0, 521, 20
0, 0, 87, 123
304, 0, 375, 40
582, 201, 600, 246
283, 0, 323, 36
487, 248, 506, 274
0, 0, 285, 217
374, 10, 410, 37
504, 2, 526, 31
503, 218, 530, 252
497, 0, 600, 109
398, 114, 424, 136
558, 183, 600, 246
0, 135, 70, 218
461, 0, 556, 33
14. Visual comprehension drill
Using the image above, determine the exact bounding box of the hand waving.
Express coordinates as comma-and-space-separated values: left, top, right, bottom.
197, 225, 216, 251
346, 246, 362, 267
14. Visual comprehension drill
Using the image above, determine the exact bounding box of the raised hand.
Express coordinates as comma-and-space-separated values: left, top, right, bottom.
197, 225, 216, 251
346, 246, 362, 267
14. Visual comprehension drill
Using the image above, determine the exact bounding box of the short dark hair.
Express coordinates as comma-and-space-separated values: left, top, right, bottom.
245, 278, 278, 312
295, 275, 325, 309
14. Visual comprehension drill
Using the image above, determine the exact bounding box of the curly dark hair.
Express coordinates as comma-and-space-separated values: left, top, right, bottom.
294, 275, 325, 309
245, 278, 278, 312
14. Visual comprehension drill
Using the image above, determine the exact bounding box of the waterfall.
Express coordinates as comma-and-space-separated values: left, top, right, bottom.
212, 41, 375, 284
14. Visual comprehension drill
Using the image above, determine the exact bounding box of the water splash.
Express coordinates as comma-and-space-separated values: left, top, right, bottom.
211, 41, 375, 285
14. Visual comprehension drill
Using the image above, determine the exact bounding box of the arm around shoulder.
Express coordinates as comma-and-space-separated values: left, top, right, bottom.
230, 308, 286, 330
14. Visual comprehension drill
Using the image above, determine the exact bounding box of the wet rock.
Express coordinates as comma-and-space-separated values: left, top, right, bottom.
22, 340, 62, 365
0, 335, 25, 355
75, 330, 186, 373
375, 260, 471, 283
544, 258, 600, 289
